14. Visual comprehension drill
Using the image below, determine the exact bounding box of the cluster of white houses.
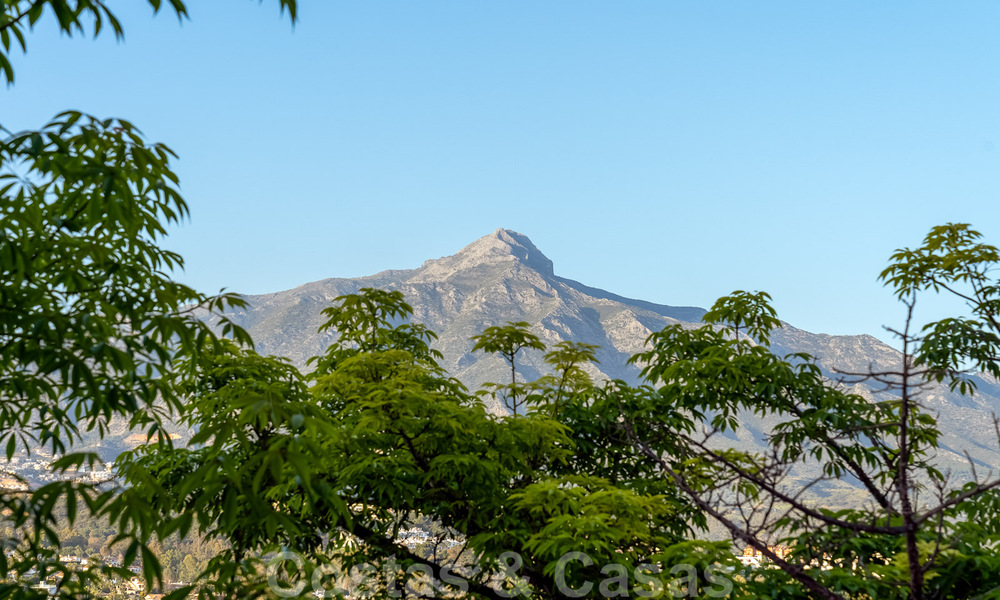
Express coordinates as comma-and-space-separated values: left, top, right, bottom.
738, 545, 793, 568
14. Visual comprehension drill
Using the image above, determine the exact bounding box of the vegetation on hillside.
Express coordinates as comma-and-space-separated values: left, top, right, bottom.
5, 2, 1000, 600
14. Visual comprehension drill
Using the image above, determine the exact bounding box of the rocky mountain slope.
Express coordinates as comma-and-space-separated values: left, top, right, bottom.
216, 228, 1000, 490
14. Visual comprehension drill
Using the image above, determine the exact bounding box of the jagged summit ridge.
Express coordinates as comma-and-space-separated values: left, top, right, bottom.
417, 228, 555, 281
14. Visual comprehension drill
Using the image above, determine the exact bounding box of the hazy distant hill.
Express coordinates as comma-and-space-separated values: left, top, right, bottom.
214, 228, 1000, 491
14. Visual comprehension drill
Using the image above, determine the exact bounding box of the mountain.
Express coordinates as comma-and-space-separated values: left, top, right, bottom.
216, 229, 704, 396
214, 228, 1000, 490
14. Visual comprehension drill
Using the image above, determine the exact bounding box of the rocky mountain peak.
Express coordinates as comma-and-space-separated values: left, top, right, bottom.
207, 231, 1000, 488
416, 228, 555, 281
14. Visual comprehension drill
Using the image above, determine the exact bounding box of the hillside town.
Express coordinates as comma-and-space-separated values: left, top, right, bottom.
0, 454, 116, 490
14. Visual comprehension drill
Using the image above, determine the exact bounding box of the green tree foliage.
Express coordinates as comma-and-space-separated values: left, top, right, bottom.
0, 0, 296, 84
124, 225, 1000, 600
117, 289, 733, 599
0, 112, 251, 456
471, 321, 546, 414
6, 131, 1000, 600
622, 223, 1000, 600
5, 6, 1000, 600
0, 110, 251, 600
0, 1, 294, 598
114, 342, 334, 598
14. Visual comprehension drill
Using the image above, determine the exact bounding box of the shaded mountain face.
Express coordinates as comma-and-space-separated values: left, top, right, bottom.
218, 228, 1000, 482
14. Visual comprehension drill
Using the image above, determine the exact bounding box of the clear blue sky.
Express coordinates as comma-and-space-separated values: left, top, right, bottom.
5, 1, 1000, 343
